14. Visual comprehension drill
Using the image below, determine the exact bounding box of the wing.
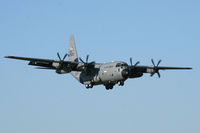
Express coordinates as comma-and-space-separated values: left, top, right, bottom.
4, 56, 78, 70
130, 65, 192, 78
132, 66, 192, 72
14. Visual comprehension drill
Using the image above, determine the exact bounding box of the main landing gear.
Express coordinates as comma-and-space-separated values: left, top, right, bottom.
105, 84, 114, 90
85, 81, 124, 90
104, 81, 124, 90
85, 84, 93, 89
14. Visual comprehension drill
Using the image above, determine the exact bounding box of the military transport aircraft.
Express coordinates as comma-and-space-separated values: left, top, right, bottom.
4, 36, 192, 90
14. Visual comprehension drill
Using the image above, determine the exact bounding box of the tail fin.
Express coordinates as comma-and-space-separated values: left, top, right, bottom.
68, 35, 78, 62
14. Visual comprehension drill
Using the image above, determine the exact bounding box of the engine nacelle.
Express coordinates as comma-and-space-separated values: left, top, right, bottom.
129, 72, 143, 78
56, 68, 72, 74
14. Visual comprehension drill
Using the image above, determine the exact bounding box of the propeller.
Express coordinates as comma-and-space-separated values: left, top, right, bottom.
79, 55, 95, 72
56, 52, 68, 68
57, 52, 68, 61
127, 57, 140, 78
130, 57, 140, 67
151, 59, 162, 78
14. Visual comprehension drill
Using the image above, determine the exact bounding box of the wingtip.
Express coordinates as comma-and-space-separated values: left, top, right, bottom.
4, 56, 10, 58
185, 67, 193, 70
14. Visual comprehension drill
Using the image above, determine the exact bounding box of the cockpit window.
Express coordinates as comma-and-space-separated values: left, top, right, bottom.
123, 63, 128, 67
116, 63, 121, 67
116, 63, 128, 67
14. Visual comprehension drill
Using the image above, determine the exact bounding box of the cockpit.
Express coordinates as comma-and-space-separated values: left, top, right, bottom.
116, 63, 128, 67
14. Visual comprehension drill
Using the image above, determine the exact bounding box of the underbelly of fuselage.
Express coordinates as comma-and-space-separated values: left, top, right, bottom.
79, 70, 125, 85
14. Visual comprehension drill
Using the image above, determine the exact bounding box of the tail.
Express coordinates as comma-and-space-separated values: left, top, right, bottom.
68, 35, 81, 82
68, 35, 78, 62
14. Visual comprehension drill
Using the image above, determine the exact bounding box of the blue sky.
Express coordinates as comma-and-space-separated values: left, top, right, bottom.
0, 0, 199, 133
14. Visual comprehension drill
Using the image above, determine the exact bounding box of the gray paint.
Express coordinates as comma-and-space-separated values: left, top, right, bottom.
4, 36, 192, 90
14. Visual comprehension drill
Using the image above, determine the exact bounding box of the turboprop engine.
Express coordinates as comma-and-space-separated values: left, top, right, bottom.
53, 52, 72, 74
56, 68, 71, 74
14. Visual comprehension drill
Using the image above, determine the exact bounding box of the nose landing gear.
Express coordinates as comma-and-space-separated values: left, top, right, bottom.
117, 81, 124, 86
105, 85, 113, 90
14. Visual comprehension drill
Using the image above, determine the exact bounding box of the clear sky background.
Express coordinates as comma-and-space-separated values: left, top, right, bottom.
0, 0, 199, 133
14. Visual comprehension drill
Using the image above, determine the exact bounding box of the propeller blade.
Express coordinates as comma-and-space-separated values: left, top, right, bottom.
157, 60, 162, 67
130, 57, 133, 66
79, 57, 85, 63
86, 55, 89, 63
151, 73, 155, 77
63, 53, 68, 60
157, 72, 161, 78
134, 61, 140, 67
151, 59, 156, 67
57, 52, 61, 61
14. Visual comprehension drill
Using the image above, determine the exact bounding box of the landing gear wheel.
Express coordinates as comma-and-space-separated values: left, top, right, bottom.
85, 84, 89, 89
106, 86, 110, 90
105, 84, 114, 90
118, 81, 124, 86
85, 84, 93, 89
89, 84, 93, 88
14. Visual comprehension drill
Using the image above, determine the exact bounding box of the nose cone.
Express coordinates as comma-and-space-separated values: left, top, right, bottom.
121, 69, 129, 79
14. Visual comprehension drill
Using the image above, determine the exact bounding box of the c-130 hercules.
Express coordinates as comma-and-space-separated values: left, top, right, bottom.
5, 36, 192, 90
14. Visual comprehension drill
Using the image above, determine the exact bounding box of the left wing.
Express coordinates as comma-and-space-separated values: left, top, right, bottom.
129, 59, 192, 78
132, 65, 192, 71
130, 65, 192, 78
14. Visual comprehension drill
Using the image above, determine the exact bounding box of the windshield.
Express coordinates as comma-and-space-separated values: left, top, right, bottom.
116, 63, 128, 67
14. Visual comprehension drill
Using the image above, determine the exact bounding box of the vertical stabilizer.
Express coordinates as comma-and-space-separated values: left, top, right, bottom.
68, 35, 81, 82
68, 35, 78, 62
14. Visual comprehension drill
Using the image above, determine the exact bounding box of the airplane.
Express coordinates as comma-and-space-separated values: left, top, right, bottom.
4, 35, 192, 90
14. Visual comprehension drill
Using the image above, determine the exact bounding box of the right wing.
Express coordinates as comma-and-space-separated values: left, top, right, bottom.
4, 56, 79, 71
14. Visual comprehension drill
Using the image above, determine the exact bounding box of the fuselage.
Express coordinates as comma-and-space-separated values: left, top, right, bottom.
70, 61, 129, 86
